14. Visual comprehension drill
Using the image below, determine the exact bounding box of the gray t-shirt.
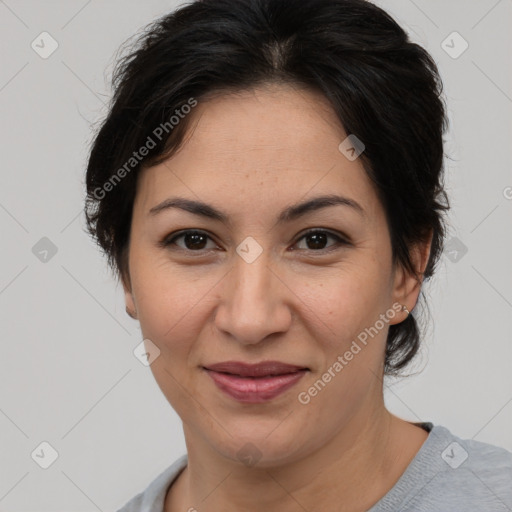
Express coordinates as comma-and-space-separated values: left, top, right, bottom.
117, 423, 512, 511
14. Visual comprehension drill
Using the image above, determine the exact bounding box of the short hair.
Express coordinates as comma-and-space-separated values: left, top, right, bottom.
84, 0, 450, 375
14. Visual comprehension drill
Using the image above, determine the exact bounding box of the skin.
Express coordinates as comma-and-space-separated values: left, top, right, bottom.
123, 83, 432, 512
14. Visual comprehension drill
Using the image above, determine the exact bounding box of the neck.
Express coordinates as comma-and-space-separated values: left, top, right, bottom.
166, 404, 428, 512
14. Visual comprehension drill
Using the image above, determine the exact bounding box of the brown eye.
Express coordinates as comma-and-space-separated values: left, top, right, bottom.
163, 230, 217, 251
294, 230, 348, 251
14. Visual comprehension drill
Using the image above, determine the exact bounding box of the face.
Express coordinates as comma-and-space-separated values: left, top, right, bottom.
124, 84, 420, 467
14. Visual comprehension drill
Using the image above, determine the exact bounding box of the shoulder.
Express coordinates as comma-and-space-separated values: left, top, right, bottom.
414, 425, 512, 510
435, 425, 512, 477
370, 424, 512, 512
116, 454, 188, 512
445, 428, 512, 501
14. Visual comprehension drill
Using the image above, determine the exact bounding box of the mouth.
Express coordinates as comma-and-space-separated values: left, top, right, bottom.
202, 361, 309, 403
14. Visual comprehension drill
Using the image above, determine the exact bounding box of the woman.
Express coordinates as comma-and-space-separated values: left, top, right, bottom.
84, 0, 512, 510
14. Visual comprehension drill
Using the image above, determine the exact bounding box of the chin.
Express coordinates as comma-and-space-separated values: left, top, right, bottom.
206, 422, 311, 469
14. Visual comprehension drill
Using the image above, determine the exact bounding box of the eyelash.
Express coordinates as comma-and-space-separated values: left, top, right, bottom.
160, 229, 350, 255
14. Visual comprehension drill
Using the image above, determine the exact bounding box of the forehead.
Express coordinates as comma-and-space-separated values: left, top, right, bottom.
179, 84, 346, 163
134, 84, 380, 221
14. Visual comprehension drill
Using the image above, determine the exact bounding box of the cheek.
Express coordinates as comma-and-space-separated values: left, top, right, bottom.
300, 261, 390, 348
129, 243, 219, 339
131, 263, 216, 410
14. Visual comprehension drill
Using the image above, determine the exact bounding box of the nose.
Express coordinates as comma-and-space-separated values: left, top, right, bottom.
213, 248, 293, 346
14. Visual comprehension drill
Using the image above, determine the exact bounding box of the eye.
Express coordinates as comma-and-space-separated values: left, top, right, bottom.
161, 230, 218, 252
293, 229, 348, 252
160, 228, 349, 254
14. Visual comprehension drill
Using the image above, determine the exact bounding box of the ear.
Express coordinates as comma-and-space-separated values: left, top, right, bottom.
389, 230, 433, 324
121, 269, 138, 320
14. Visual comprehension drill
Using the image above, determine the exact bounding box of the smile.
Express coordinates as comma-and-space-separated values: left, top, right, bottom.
202, 361, 309, 403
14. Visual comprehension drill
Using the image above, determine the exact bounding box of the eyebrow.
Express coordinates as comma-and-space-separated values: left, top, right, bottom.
148, 194, 366, 223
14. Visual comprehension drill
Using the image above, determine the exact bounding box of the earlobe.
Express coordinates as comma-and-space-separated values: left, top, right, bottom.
126, 305, 138, 319
391, 231, 433, 323
124, 290, 138, 319
122, 274, 138, 320
389, 264, 418, 324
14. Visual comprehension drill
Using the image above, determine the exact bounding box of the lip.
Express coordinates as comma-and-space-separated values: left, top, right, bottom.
203, 361, 309, 403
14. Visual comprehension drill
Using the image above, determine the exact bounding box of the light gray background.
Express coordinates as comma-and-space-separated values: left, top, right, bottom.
0, 0, 511, 510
